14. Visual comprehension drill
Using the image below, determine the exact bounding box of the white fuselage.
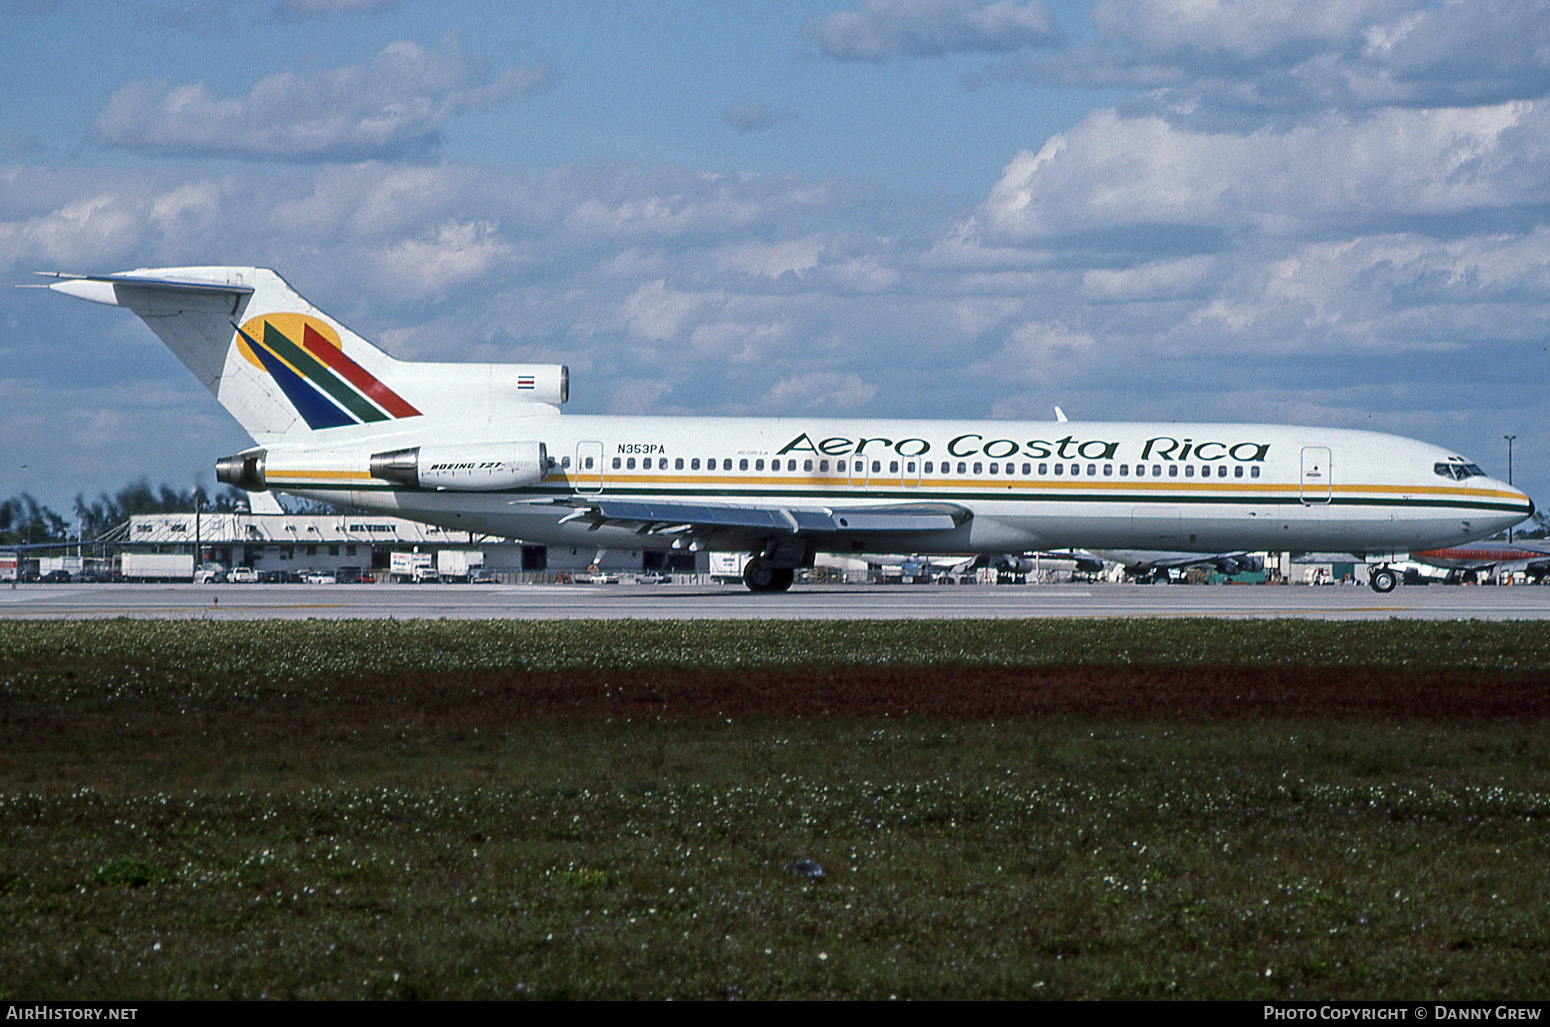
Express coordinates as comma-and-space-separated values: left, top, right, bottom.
261, 413, 1533, 559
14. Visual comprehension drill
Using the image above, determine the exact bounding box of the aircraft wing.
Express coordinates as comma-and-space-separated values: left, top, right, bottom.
553, 498, 971, 546
1094, 549, 1265, 576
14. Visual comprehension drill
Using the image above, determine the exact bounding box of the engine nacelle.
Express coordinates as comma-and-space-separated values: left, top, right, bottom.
492, 365, 568, 406
370, 441, 549, 491
216, 450, 268, 491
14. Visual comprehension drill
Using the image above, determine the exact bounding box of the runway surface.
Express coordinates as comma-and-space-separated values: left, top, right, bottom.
3, 580, 1549, 620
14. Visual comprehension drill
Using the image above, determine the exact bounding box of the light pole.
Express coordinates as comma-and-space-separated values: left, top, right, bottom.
1504, 434, 1517, 542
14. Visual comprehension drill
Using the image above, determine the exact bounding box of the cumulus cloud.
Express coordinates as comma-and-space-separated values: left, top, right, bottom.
92, 37, 559, 162
0, 193, 146, 270
986, 0, 1550, 116
976, 102, 1550, 242
766, 371, 876, 412
805, 0, 1058, 62
362, 220, 512, 302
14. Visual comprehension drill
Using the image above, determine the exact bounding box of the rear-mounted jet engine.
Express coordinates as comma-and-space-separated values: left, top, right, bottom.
369, 441, 549, 490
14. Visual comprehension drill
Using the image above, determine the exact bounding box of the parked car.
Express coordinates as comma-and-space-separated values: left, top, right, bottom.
227, 567, 259, 583
40, 569, 73, 583
334, 566, 365, 584
193, 567, 226, 584
303, 570, 337, 584
468, 569, 498, 584
635, 572, 671, 584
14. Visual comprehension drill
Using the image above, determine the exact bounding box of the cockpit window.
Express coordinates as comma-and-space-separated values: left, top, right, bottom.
1434, 461, 1485, 481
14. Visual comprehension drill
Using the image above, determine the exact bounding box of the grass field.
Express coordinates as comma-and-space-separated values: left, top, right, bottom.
2, 619, 1548, 999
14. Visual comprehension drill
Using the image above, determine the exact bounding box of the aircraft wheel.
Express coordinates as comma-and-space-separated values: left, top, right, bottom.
743, 559, 795, 593
1369, 567, 1398, 594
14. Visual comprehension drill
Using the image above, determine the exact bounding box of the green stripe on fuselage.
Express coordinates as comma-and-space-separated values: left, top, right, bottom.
268, 480, 1530, 514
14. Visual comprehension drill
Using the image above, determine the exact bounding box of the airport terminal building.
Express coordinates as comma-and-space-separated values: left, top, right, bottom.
94, 512, 708, 580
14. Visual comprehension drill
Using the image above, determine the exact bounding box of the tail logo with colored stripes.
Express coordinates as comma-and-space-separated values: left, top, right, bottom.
233, 313, 420, 429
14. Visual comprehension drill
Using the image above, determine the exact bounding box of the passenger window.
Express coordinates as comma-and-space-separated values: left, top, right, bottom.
612, 457, 621, 469
1071, 464, 1080, 476
691, 458, 700, 470
1168, 465, 1178, 477
820, 460, 829, 472
890, 461, 899, 473
676, 458, 684, 470
804, 460, 813, 471
872, 461, 881, 473
1153, 466, 1162, 476
642, 458, 651, 470
1234, 465, 1242, 478
740, 459, 748, 471
756, 459, 765, 471
906, 461, 916, 473
1054, 464, 1062, 475
1087, 464, 1096, 476
1039, 463, 1048, 475
1103, 464, 1112, 476
958, 462, 967, 474
924, 461, 933, 474
1119, 465, 1128, 476
1185, 465, 1194, 477
1251, 466, 1261, 478
627, 458, 636, 470
988, 463, 997, 475
585, 457, 594, 469
562, 456, 572, 468
837, 460, 846, 472
973, 462, 983, 474
1022, 463, 1031, 475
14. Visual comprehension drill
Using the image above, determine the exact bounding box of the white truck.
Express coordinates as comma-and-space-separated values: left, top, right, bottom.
390, 551, 439, 583
120, 552, 195, 581
436, 550, 484, 583
39, 555, 83, 578
709, 551, 750, 585
0, 552, 18, 582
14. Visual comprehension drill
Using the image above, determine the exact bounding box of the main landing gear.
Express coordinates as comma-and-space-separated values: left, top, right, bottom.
1368, 566, 1398, 594
742, 558, 795, 593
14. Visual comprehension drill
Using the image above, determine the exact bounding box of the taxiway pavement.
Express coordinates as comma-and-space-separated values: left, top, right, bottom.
3, 581, 1548, 620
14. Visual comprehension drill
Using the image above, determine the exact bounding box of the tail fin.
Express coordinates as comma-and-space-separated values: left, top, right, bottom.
40, 266, 567, 443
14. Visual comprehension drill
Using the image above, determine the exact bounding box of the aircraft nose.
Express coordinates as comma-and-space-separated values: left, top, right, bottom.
1491, 479, 1535, 519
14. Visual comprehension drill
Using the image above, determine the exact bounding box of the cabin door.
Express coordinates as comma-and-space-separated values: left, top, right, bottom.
1300, 447, 1332, 505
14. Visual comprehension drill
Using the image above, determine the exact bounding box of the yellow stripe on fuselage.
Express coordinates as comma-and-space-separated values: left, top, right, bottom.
535, 471, 1516, 504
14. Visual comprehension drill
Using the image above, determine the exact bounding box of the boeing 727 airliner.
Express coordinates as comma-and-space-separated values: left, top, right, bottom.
38, 267, 1534, 592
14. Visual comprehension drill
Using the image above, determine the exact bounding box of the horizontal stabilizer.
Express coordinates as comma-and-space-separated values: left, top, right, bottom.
37, 271, 254, 306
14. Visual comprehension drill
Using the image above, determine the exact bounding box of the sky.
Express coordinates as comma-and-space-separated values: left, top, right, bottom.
3, 0, 1549, 522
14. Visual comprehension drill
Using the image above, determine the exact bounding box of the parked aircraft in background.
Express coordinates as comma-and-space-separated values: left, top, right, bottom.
39, 266, 1535, 592
1408, 541, 1550, 583
1091, 549, 1265, 582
